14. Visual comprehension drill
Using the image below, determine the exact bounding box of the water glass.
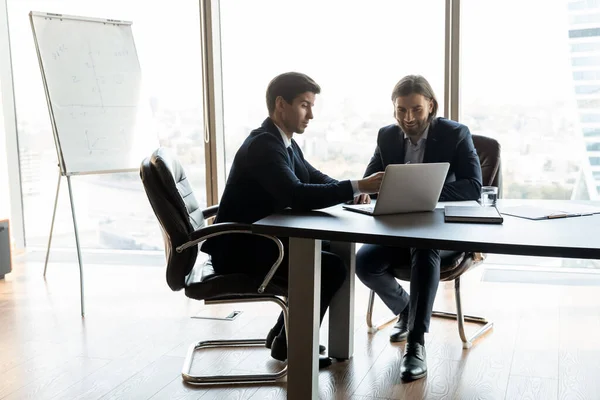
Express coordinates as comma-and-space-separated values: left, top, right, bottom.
480, 186, 498, 206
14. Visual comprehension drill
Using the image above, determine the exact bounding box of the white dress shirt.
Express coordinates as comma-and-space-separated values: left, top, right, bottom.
275, 124, 293, 148
403, 124, 430, 164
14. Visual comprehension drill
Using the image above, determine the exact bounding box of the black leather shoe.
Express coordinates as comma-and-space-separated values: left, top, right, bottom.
265, 326, 279, 349
267, 329, 325, 354
400, 342, 427, 381
390, 314, 409, 342
318, 355, 332, 369
271, 336, 332, 369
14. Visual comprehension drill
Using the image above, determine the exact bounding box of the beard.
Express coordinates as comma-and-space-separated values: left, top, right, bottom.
400, 119, 428, 138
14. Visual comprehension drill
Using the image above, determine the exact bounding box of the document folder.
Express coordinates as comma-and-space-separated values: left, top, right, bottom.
444, 206, 504, 224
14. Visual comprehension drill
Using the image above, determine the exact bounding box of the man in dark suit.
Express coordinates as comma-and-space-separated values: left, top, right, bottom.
355, 75, 482, 381
202, 72, 383, 368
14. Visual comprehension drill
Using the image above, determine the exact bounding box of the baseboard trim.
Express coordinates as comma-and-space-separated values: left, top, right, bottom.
20, 247, 167, 267
482, 265, 600, 286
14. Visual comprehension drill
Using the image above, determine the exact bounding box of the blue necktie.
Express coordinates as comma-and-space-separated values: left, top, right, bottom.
287, 146, 295, 173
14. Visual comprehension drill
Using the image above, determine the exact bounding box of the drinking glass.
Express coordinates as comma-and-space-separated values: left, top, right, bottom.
480, 186, 498, 206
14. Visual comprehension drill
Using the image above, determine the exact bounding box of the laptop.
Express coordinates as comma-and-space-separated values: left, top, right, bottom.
343, 162, 450, 216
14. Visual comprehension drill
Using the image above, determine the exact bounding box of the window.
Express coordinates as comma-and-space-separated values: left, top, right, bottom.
587, 142, 600, 151
569, 1, 588, 11
578, 99, 600, 109
461, 0, 583, 200
8, 0, 205, 250
582, 114, 600, 123
569, 28, 600, 38
575, 84, 600, 94
573, 56, 600, 66
570, 42, 600, 52
570, 0, 600, 200
219, 0, 445, 184
584, 128, 600, 136
573, 70, 600, 80
570, 12, 600, 24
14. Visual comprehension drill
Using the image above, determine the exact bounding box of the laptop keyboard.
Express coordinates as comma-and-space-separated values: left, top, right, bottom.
356, 205, 375, 213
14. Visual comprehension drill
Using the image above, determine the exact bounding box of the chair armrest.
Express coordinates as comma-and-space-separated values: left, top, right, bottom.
202, 204, 219, 220
177, 223, 252, 252
176, 222, 284, 295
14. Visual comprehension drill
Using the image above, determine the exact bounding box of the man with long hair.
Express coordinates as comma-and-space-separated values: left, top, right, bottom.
356, 75, 482, 381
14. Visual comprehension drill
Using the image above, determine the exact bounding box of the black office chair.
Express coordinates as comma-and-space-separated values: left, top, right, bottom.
366, 134, 502, 348
140, 147, 289, 384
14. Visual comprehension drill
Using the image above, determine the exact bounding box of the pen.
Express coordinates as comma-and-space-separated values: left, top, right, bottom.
548, 214, 567, 219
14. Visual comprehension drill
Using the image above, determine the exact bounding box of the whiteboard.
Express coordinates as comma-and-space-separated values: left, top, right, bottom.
29, 11, 159, 175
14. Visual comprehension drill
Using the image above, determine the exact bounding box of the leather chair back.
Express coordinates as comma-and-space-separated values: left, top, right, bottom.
472, 135, 502, 197
140, 148, 205, 291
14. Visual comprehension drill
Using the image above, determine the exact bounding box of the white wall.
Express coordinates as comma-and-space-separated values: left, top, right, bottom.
0, 0, 25, 248
0, 92, 8, 220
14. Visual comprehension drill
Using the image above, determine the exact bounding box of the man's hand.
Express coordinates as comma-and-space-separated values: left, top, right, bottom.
357, 171, 384, 194
353, 193, 371, 204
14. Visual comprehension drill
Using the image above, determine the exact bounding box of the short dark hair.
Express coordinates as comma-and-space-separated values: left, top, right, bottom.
266, 72, 321, 114
391, 75, 438, 120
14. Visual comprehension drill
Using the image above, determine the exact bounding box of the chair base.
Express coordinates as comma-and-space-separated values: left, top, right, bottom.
366, 277, 493, 348
182, 295, 288, 384
431, 310, 493, 349
182, 339, 287, 384
366, 314, 397, 334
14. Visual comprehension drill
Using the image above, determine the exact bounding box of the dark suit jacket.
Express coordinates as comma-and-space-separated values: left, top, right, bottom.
365, 118, 482, 201
202, 117, 354, 272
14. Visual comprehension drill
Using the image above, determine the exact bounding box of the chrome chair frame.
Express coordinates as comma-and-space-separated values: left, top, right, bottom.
366, 260, 493, 349
182, 296, 288, 384
175, 213, 289, 384
141, 149, 290, 385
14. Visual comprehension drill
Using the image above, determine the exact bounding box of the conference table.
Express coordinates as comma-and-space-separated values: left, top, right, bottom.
252, 199, 600, 400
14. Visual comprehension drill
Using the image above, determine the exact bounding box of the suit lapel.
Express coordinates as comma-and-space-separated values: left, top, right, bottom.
262, 118, 296, 172
291, 140, 309, 183
391, 125, 406, 165
422, 119, 439, 164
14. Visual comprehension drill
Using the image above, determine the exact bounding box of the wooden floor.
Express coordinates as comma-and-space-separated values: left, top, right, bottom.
1, 256, 600, 400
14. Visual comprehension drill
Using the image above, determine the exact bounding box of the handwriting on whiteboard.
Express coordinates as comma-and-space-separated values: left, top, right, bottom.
31, 12, 156, 173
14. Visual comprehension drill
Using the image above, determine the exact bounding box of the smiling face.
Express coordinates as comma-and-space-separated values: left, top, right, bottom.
393, 93, 433, 139
276, 91, 316, 137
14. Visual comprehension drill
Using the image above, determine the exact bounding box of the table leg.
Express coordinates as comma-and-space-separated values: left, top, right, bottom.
287, 237, 321, 400
328, 241, 355, 360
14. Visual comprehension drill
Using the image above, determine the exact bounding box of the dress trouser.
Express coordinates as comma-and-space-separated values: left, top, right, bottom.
355, 244, 457, 335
